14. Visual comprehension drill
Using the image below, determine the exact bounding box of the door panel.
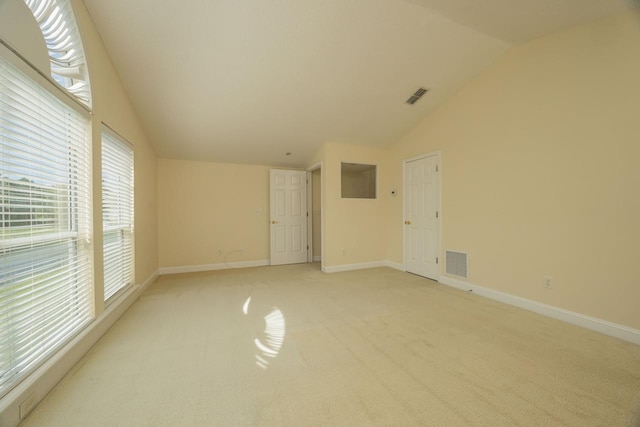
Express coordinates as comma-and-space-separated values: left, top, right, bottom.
292, 191, 302, 216
274, 226, 287, 253
291, 225, 303, 252
270, 169, 308, 265
275, 189, 286, 216
404, 155, 439, 279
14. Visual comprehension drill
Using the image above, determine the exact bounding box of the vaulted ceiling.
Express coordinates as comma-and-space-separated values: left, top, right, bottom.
82, 0, 635, 167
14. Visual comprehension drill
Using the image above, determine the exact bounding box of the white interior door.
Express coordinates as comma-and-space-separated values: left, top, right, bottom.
404, 154, 440, 279
270, 169, 308, 265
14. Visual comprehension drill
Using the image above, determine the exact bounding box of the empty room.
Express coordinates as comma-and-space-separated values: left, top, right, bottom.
1, 0, 640, 426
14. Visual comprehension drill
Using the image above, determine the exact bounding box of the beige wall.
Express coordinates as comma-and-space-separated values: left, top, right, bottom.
158, 144, 390, 270
158, 159, 271, 268
72, 0, 159, 313
0, 0, 49, 72
386, 12, 640, 329
321, 143, 389, 266
68, 2, 638, 333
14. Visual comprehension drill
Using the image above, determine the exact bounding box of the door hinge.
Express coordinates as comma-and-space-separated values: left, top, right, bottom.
436, 165, 439, 172
436, 211, 439, 218
436, 257, 439, 264
307, 212, 309, 217
307, 245, 309, 250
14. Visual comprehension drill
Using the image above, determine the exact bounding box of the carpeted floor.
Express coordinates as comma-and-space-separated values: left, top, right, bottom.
19, 264, 640, 426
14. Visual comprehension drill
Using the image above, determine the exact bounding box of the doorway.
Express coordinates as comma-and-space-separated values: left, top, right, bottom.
403, 153, 440, 279
269, 169, 308, 265
310, 168, 322, 263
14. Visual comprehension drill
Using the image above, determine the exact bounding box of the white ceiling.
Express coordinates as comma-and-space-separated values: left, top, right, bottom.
82, 0, 634, 167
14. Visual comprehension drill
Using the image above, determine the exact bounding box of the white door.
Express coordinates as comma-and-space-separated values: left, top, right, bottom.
270, 169, 308, 265
404, 154, 440, 279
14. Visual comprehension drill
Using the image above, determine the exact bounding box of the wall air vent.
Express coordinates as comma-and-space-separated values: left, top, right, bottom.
406, 87, 428, 105
445, 250, 468, 279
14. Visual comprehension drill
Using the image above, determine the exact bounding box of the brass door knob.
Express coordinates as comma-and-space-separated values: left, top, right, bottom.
404, 220, 411, 225
271, 220, 279, 224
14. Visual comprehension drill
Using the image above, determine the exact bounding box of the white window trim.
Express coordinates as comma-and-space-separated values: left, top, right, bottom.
101, 124, 134, 303
0, 52, 93, 398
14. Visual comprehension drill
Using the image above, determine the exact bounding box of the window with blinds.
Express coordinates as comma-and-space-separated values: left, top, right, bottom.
23, 0, 92, 105
102, 127, 134, 302
0, 55, 92, 396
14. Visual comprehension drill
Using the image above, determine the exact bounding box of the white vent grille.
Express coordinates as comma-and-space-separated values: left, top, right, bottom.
446, 250, 468, 278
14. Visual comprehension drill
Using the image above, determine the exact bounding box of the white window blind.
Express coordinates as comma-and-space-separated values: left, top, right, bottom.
0, 55, 92, 396
23, 0, 92, 105
102, 127, 133, 302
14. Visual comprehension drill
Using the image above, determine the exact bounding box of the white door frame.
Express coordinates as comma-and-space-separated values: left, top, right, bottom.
306, 170, 312, 262
402, 151, 441, 279
306, 162, 322, 268
269, 169, 308, 265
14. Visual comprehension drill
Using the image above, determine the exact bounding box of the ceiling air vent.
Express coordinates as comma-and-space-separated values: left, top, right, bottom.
406, 88, 428, 105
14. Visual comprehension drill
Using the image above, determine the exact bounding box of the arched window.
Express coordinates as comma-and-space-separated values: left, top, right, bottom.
24, 0, 91, 105
0, 0, 92, 397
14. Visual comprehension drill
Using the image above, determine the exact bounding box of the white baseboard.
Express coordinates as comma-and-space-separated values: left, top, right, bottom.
139, 270, 159, 292
164, 259, 398, 275
322, 260, 389, 273
384, 260, 405, 271
159, 259, 270, 275
438, 275, 640, 345
322, 260, 405, 273
0, 270, 159, 427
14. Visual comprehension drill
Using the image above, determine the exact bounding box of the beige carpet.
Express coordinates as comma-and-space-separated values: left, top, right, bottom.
20, 264, 640, 426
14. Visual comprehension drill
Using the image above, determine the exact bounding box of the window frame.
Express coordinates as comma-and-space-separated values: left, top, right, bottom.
0, 46, 93, 398
101, 124, 134, 303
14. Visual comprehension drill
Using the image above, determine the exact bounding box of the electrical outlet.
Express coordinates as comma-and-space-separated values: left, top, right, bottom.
217, 248, 224, 255
544, 276, 553, 289
239, 247, 245, 253
19, 392, 37, 419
